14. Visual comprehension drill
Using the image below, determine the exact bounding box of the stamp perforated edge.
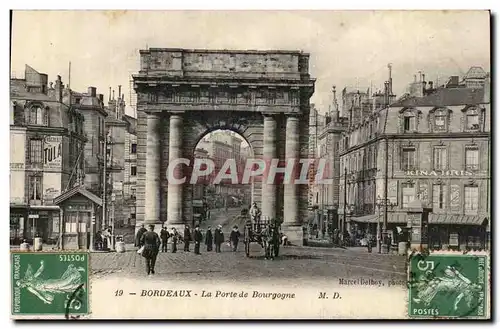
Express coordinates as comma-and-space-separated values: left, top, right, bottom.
406, 249, 490, 320
10, 250, 92, 320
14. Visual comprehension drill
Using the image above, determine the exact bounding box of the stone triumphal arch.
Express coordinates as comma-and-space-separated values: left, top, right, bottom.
133, 48, 315, 244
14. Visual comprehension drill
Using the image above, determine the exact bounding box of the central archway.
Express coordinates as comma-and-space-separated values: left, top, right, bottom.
133, 48, 315, 244
190, 128, 254, 227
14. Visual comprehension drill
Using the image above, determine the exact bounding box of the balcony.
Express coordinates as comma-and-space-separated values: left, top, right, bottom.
106, 159, 125, 171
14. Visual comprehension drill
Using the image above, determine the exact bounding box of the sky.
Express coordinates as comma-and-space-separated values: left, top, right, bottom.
10, 10, 490, 116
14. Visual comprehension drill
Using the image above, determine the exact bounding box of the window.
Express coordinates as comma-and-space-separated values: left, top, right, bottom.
403, 114, 416, 132
28, 105, 47, 125
434, 109, 447, 131
131, 166, 137, 176
130, 187, 136, 196
466, 109, 480, 130
464, 186, 479, 212
402, 182, 416, 208
29, 139, 43, 164
465, 147, 479, 170
401, 147, 416, 170
432, 184, 447, 210
131, 143, 137, 154
29, 176, 42, 201
433, 147, 447, 170
65, 213, 78, 233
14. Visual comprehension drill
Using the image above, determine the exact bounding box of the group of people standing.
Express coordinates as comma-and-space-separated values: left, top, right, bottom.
134, 223, 242, 276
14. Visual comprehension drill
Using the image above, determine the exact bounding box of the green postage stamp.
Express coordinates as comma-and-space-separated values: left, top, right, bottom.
11, 252, 89, 317
408, 253, 488, 318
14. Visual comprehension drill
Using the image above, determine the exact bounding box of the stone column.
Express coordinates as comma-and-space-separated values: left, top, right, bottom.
167, 114, 184, 226
144, 113, 162, 225
261, 115, 277, 221
284, 115, 299, 225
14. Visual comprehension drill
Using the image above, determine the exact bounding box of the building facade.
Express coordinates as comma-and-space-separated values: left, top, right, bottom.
104, 86, 138, 228
10, 65, 85, 244
308, 104, 326, 208
338, 68, 491, 251
312, 87, 348, 240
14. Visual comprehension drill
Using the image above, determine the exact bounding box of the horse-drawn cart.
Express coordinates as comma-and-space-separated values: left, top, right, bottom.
243, 217, 281, 259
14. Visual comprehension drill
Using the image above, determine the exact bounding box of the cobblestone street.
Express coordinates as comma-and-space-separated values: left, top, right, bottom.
90, 244, 406, 283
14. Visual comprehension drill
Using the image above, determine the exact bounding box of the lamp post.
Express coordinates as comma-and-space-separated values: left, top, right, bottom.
376, 196, 397, 254
111, 192, 116, 251
375, 196, 384, 253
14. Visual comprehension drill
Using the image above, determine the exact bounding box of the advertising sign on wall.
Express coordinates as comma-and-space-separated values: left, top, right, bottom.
43, 172, 61, 206
44, 136, 62, 170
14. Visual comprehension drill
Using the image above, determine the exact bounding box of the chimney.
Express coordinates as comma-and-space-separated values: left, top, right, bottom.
332, 85, 339, 121
384, 81, 389, 106
418, 71, 422, 82
109, 87, 111, 101
483, 74, 490, 103
55, 75, 63, 102
422, 74, 426, 83
112, 90, 115, 100
88, 87, 97, 97
98, 94, 104, 103
414, 75, 417, 83
429, 81, 434, 90
118, 85, 122, 100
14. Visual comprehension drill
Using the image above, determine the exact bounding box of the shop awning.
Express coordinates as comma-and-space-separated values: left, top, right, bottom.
350, 213, 487, 226
429, 214, 487, 225
350, 213, 408, 224
53, 185, 103, 206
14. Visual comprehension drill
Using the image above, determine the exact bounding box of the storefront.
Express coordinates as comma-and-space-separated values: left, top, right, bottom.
10, 205, 28, 245
427, 215, 488, 251
10, 205, 60, 245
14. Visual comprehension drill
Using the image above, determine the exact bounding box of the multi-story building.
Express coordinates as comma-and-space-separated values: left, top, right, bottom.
104, 85, 138, 228
308, 104, 326, 208
338, 67, 491, 251
52, 84, 108, 250
10, 65, 85, 244
312, 87, 349, 239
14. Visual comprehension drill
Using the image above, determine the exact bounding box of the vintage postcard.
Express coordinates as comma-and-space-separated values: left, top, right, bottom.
9, 10, 491, 319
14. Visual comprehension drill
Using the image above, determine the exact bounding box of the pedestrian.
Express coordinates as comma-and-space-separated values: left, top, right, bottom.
95, 231, 103, 250
135, 224, 146, 248
160, 226, 170, 252
183, 225, 192, 252
205, 226, 213, 252
194, 225, 203, 255
249, 202, 261, 223
230, 225, 241, 252
171, 227, 178, 253
366, 232, 373, 253
139, 224, 161, 276
214, 225, 224, 253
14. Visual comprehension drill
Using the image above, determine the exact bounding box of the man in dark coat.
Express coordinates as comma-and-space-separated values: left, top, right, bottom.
139, 224, 161, 275
183, 225, 192, 252
214, 225, 224, 253
160, 226, 170, 252
171, 227, 179, 253
135, 224, 147, 248
205, 226, 213, 252
194, 225, 203, 255
230, 225, 241, 252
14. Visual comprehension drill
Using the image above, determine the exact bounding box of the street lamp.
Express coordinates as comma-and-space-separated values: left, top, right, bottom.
376, 196, 397, 254
111, 192, 116, 251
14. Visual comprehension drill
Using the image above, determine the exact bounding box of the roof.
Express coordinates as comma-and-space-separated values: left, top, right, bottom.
350, 213, 487, 226
464, 66, 487, 80
53, 185, 103, 206
392, 87, 485, 107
